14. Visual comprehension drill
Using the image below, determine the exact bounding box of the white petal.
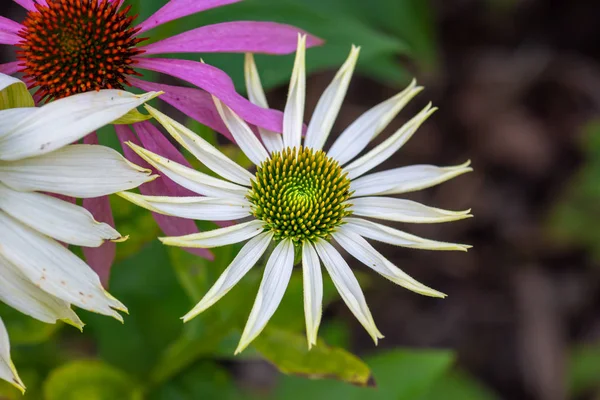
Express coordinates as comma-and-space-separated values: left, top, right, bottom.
244, 53, 284, 154
350, 161, 472, 197
126, 141, 248, 199
145, 104, 254, 186
212, 95, 269, 165
283, 35, 306, 149
0, 73, 34, 110
0, 90, 159, 161
0, 183, 120, 247
344, 103, 437, 180
327, 79, 422, 165
117, 192, 251, 221
314, 239, 383, 343
160, 220, 265, 248
0, 317, 25, 394
0, 211, 126, 320
0, 144, 155, 198
0, 108, 36, 138
302, 241, 323, 348
0, 253, 83, 327
304, 46, 360, 150
350, 197, 472, 223
236, 239, 295, 354
333, 227, 446, 297
183, 231, 274, 322
344, 217, 471, 251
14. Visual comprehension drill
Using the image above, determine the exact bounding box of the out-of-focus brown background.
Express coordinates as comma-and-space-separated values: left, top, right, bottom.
2, 1, 600, 399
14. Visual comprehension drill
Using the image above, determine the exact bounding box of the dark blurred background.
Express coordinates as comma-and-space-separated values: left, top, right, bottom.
2, 1, 600, 399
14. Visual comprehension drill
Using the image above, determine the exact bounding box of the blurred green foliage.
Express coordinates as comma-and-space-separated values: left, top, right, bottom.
0, 0, 507, 398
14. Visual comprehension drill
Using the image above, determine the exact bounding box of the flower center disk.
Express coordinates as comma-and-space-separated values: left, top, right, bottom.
17, 0, 145, 101
249, 147, 352, 244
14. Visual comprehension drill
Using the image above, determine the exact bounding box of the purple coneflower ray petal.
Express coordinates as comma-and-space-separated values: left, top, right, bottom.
139, 21, 324, 56
129, 78, 232, 140
135, 0, 242, 35
115, 124, 214, 260
12, 0, 36, 11
0, 62, 20, 75
0, 16, 24, 34
134, 58, 285, 133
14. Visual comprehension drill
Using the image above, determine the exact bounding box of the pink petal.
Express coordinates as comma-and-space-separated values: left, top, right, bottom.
82, 196, 116, 286
136, 0, 242, 34
12, 0, 36, 11
135, 57, 285, 133
134, 121, 197, 197
0, 16, 24, 34
139, 21, 324, 56
114, 124, 214, 260
129, 77, 232, 140
0, 30, 20, 45
81, 133, 116, 286
0, 62, 21, 75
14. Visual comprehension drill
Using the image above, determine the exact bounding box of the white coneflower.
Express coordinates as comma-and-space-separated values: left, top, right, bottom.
118, 36, 472, 354
0, 73, 158, 392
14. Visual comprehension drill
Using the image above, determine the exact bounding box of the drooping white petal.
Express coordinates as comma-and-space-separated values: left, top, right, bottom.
126, 141, 248, 198
314, 239, 383, 343
350, 161, 473, 197
117, 192, 251, 221
183, 231, 274, 322
0, 183, 120, 247
212, 95, 269, 165
344, 103, 437, 180
161, 220, 265, 248
283, 35, 306, 149
145, 104, 254, 186
244, 53, 284, 154
333, 227, 446, 297
0, 317, 25, 394
0, 109, 36, 138
344, 218, 471, 251
0, 211, 126, 320
236, 239, 295, 354
302, 241, 323, 348
304, 46, 360, 150
0, 144, 155, 198
327, 79, 422, 165
0, 72, 34, 110
350, 197, 472, 223
0, 90, 160, 161
0, 253, 83, 328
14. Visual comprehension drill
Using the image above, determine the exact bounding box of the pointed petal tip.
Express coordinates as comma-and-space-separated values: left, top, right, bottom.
111, 235, 129, 243
234, 339, 250, 355
138, 90, 163, 102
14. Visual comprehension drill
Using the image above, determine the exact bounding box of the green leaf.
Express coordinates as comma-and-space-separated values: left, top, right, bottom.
420, 370, 499, 400
253, 327, 373, 387
43, 361, 142, 400
83, 242, 191, 378
149, 317, 235, 386
150, 361, 243, 400
567, 344, 600, 397
0, 304, 61, 345
274, 348, 454, 400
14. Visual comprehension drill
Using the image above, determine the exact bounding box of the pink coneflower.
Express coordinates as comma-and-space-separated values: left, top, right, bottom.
0, 0, 322, 281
